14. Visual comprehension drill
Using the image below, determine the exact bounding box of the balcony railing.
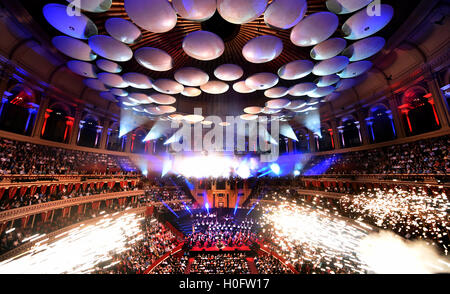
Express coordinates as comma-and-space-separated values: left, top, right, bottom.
0, 190, 145, 222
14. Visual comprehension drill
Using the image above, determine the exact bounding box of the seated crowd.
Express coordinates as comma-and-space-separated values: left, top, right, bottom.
95, 218, 180, 274
150, 255, 188, 274
190, 253, 250, 274
0, 182, 138, 212
303, 135, 450, 175
254, 255, 292, 274
0, 137, 137, 175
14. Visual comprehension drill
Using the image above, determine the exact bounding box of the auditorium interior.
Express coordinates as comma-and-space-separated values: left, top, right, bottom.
0, 0, 448, 275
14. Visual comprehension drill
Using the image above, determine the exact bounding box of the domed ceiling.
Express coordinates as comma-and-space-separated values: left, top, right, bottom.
17, 0, 420, 122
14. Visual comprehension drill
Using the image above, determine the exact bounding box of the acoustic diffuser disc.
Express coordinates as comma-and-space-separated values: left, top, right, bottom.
182, 31, 225, 61
124, 0, 177, 33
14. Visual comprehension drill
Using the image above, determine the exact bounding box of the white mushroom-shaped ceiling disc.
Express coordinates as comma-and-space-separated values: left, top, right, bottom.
88, 35, 133, 62
84, 78, 108, 91
149, 93, 177, 105
288, 82, 317, 96
67, 60, 97, 78
110, 88, 128, 97
278, 60, 314, 80
122, 72, 153, 89
290, 12, 338, 47
233, 81, 256, 93
214, 64, 244, 81
285, 100, 307, 110
264, 87, 289, 98
184, 114, 205, 123
52, 36, 96, 61
169, 114, 184, 120
245, 73, 279, 90
338, 61, 372, 78
135, 47, 173, 72
172, 0, 216, 21
174, 67, 209, 86
44, 4, 98, 39
326, 0, 373, 14
307, 86, 336, 98
266, 98, 291, 109
315, 74, 340, 87
124, 0, 177, 33
312, 56, 349, 76
200, 81, 230, 94
182, 31, 225, 61
100, 91, 118, 102
105, 18, 142, 44
262, 107, 281, 114
129, 93, 152, 104
96, 59, 122, 73
201, 120, 213, 125
98, 73, 129, 88
158, 105, 177, 114
264, 0, 307, 29
310, 38, 347, 60
244, 106, 263, 114
242, 35, 283, 64
66, 0, 112, 13
144, 106, 166, 115
153, 79, 184, 94
342, 4, 394, 40
219, 122, 231, 126
342, 36, 385, 61
182, 87, 202, 97
217, 0, 268, 24
240, 114, 258, 121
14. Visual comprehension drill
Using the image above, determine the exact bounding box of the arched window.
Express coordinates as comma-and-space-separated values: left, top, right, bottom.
317, 127, 334, 151
401, 86, 439, 136
132, 128, 147, 154
294, 129, 309, 152
154, 135, 167, 155
107, 122, 124, 152
367, 104, 396, 143
78, 115, 100, 148
278, 136, 288, 155
340, 116, 361, 148
42, 103, 71, 143
0, 84, 38, 135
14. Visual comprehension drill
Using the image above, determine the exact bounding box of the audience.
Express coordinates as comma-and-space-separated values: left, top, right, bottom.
190, 253, 250, 274
0, 137, 137, 175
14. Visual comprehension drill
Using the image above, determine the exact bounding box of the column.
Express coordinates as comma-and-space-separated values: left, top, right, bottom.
356, 111, 370, 145
69, 108, 83, 145
288, 138, 294, 154
308, 130, 316, 152
125, 132, 133, 153
63, 116, 74, 143
31, 95, 50, 138
388, 97, 406, 138
99, 120, 110, 150
24, 105, 39, 134
427, 75, 450, 129
338, 126, 345, 148
398, 104, 413, 135
0, 65, 15, 101
330, 119, 341, 150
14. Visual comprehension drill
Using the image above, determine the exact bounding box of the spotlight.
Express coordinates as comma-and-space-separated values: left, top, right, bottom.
270, 163, 281, 175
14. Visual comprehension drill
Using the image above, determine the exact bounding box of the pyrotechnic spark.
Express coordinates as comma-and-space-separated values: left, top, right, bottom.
0, 213, 145, 274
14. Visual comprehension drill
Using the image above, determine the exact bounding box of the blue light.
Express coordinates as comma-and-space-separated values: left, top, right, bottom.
270, 163, 281, 175
205, 202, 210, 214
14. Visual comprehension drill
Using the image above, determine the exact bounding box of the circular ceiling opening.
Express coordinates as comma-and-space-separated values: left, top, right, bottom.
201, 12, 240, 42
